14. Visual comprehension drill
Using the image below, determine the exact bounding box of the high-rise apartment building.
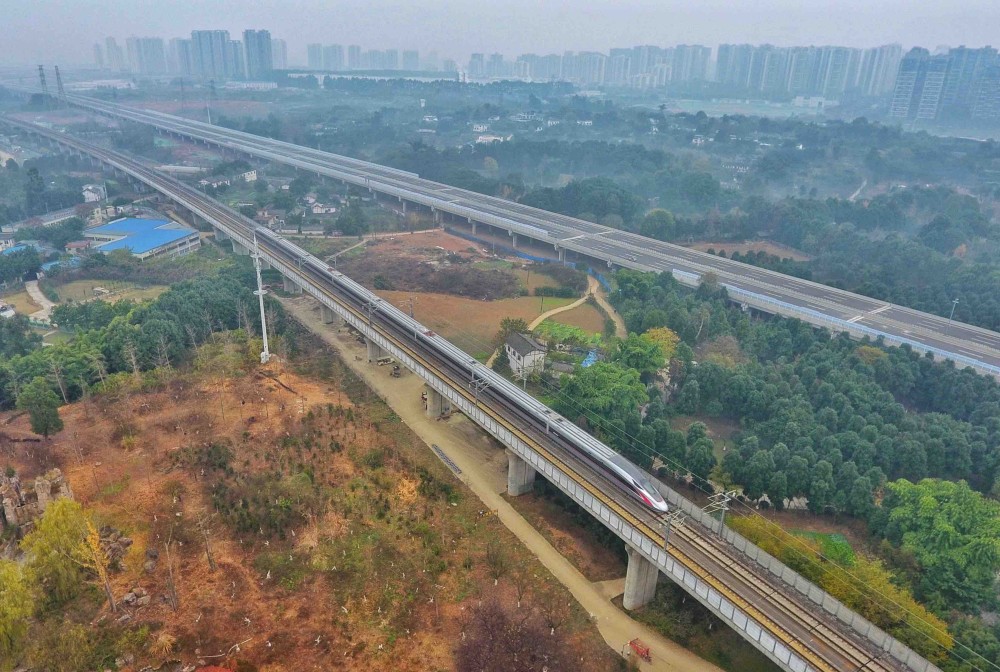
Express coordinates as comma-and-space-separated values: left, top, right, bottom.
890, 48, 950, 119
242, 29, 273, 79
347, 45, 361, 70
816, 46, 858, 98
972, 66, 1000, 120
307, 44, 323, 70
486, 53, 505, 78
715, 44, 753, 87
402, 50, 420, 71
940, 46, 998, 118
671, 45, 710, 82
93, 44, 105, 70
126, 37, 168, 75
230, 40, 246, 79
271, 39, 287, 70
168, 38, 194, 76
468, 54, 485, 78
858, 44, 903, 97
191, 30, 236, 79
105, 37, 127, 72
607, 50, 632, 86
323, 45, 344, 71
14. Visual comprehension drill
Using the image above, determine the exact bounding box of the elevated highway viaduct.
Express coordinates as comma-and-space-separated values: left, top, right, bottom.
35, 92, 1000, 378
3, 116, 944, 672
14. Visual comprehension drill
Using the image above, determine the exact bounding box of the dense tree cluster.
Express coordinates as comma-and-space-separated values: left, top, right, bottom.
0, 247, 41, 284
520, 177, 645, 227
871, 479, 1000, 614
1, 267, 276, 410
0, 315, 41, 358
609, 270, 1000, 517
14, 216, 85, 249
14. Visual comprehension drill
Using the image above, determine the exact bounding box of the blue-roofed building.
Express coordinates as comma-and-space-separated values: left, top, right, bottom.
84, 217, 201, 261
1, 244, 29, 256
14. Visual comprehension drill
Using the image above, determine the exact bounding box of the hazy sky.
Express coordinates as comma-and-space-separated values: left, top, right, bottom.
3, 0, 1000, 66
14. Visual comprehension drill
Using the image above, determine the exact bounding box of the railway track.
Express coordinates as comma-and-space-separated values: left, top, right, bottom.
4, 117, 926, 671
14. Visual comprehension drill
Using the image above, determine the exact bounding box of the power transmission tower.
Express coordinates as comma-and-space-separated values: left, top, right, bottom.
37, 65, 50, 107
54, 66, 66, 105
252, 234, 271, 364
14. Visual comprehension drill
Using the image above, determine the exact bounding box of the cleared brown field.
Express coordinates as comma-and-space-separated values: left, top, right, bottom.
0, 289, 39, 315
376, 290, 572, 358
547, 301, 607, 334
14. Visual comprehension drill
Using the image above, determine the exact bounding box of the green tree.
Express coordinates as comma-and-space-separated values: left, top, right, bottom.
555, 362, 646, 436
612, 333, 664, 376
21, 499, 88, 605
639, 209, 676, 240
873, 479, 1000, 613
687, 438, 717, 485
24, 167, 46, 215
808, 460, 835, 514
16, 376, 63, 438
742, 450, 775, 500
25, 620, 94, 672
0, 560, 34, 666
492, 317, 530, 349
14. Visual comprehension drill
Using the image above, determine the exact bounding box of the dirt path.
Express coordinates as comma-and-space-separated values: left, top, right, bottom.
324, 228, 443, 261
486, 275, 618, 367
280, 296, 723, 672
590, 275, 627, 338
24, 280, 55, 323
848, 178, 868, 202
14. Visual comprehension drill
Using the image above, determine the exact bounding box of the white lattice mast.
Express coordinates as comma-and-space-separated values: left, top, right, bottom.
252, 234, 271, 364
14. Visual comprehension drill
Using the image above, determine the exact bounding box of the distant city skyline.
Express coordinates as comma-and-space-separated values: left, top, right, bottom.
2, 0, 999, 67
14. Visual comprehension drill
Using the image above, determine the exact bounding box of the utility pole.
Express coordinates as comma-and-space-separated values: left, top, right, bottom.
206, 80, 216, 125
662, 511, 685, 551
949, 298, 959, 321
704, 491, 737, 535
252, 234, 271, 364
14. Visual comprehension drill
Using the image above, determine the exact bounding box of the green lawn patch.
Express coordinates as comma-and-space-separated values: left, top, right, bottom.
792, 531, 856, 566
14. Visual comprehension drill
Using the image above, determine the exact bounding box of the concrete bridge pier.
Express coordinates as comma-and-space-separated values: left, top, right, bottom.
471, 221, 478, 235
366, 338, 384, 362
424, 385, 453, 418
506, 450, 536, 495
320, 305, 341, 325
232, 240, 249, 256
622, 546, 659, 610
283, 276, 302, 294
510, 232, 518, 249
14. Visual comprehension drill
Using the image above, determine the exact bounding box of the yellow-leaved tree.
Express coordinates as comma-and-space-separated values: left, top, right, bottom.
643, 327, 681, 365
0, 559, 34, 667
